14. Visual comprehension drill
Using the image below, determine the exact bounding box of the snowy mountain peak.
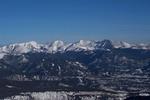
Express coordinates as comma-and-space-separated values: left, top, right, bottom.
0, 41, 41, 54
112, 41, 132, 49
51, 40, 64, 46
66, 40, 96, 51
47, 40, 66, 53
24, 41, 39, 47
120, 41, 132, 48
17, 41, 41, 50
97, 39, 113, 49
78, 40, 91, 45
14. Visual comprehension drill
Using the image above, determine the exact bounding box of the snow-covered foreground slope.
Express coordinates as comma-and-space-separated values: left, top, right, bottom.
3, 91, 128, 100
4, 92, 69, 100
3, 91, 150, 100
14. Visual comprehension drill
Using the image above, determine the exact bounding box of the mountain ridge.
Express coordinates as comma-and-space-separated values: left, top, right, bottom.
0, 39, 149, 59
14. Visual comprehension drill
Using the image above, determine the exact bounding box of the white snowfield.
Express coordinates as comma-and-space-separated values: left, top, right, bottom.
4, 92, 69, 100
0, 40, 149, 59
4, 91, 127, 100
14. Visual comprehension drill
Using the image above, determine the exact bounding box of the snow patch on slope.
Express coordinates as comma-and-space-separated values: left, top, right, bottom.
0, 53, 6, 59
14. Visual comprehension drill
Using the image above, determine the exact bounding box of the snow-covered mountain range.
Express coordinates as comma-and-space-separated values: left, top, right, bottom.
0, 40, 150, 100
0, 40, 149, 59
